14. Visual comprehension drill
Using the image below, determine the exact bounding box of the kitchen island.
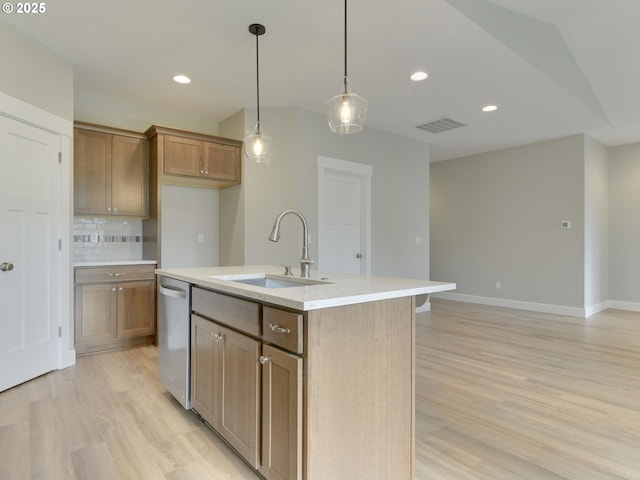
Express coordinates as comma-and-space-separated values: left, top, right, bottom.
156, 265, 455, 480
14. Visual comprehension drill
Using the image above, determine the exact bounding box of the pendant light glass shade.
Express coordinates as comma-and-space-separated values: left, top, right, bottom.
244, 23, 271, 164
244, 121, 272, 164
327, 0, 367, 134
327, 78, 367, 134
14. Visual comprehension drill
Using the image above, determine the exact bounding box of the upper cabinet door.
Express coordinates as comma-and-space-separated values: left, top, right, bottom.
146, 125, 242, 189
74, 128, 112, 215
74, 123, 149, 218
203, 141, 240, 182
111, 135, 148, 217
164, 135, 204, 177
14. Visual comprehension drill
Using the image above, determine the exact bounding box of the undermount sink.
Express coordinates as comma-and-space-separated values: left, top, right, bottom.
210, 274, 331, 289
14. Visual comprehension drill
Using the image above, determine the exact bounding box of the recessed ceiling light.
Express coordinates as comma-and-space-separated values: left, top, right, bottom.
173, 74, 191, 84
482, 105, 498, 112
410, 71, 428, 82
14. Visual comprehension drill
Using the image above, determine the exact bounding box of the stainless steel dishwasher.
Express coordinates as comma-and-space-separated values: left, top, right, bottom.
158, 276, 191, 409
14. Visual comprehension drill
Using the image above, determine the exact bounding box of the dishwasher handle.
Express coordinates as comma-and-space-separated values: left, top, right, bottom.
159, 284, 187, 299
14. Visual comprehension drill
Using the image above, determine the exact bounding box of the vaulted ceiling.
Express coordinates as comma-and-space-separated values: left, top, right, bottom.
5, 0, 639, 161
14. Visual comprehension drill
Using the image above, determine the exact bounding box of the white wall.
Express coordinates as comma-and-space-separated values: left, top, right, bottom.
74, 89, 218, 135
584, 137, 609, 313
431, 135, 586, 312
218, 109, 246, 266
0, 18, 73, 120
609, 143, 640, 307
160, 185, 219, 268
219, 107, 431, 279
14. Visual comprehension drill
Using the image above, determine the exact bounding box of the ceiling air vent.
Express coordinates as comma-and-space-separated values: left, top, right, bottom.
416, 117, 466, 134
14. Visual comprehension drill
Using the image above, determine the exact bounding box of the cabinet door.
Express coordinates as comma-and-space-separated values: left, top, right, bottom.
74, 128, 112, 215
164, 135, 204, 177
74, 284, 117, 344
203, 141, 240, 181
261, 344, 303, 480
117, 280, 155, 337
111, 135, 148, 216
220, 324, 261, 469
191, 314, 223, 429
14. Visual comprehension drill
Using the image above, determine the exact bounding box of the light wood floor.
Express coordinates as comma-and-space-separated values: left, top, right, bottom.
1, 299, 639, 479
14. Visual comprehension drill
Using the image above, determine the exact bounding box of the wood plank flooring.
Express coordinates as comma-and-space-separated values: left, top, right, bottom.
1, 299, 639, 479
416, 300, 640, 480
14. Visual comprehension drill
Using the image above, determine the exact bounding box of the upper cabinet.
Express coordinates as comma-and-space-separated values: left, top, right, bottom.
146, 125, 242, 189
74, 123, 149, 218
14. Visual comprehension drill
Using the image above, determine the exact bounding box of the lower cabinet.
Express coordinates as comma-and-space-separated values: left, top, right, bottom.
190, 287, 302, 480
191, 314, 261, 469
74, 264, 156, 354
186, 285, 415, 480
260, 344, 303, 480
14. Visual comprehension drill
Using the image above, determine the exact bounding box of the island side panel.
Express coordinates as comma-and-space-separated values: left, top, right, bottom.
304, 296, 416, 480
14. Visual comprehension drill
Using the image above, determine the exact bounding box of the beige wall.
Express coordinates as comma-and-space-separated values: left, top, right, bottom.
609, 143, 640, 305
220, 106, 431, 279
431, 135, 586, 309
0, 19, 73, 120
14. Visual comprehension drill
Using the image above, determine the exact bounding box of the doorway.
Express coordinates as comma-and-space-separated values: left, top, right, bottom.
317, 156, 372, 274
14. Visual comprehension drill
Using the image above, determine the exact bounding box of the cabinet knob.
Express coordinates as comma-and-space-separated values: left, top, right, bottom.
107, 207, 112, 212
111, 287, 116, 292
211, 333, 224, 342
200, 170, 204, 175
118, 287, 123, 291
259, 356, 271, 365
205, 170, 209, 175
113, 207, 118, 213
0, 262, 14, 272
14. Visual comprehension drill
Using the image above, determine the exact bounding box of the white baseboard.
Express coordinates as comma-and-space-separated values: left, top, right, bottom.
59, 348, 77, 370
432, 292, 586, 317
432, 293, 640, 318
606, 300, 640, 312
585, 302, 607, 317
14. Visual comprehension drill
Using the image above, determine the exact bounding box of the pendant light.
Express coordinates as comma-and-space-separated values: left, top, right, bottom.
326, 0, 367, 134
244, 23, 272, 164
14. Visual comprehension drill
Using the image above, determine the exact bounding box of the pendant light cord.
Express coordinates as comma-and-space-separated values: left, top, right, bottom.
343, 0, 348, 90
255, 31, 261, 124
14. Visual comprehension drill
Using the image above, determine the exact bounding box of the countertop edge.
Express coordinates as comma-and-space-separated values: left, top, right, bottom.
75, 260, 158, 267
156, 266, 456, 311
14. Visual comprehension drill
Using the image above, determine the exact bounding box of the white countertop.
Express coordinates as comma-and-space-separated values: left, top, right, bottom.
75, 259, 158, 267
156, 265, 456, 311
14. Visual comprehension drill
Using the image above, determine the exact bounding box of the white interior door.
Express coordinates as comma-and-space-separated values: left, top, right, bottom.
0, 115, 61, 392
318, 157, 372, 274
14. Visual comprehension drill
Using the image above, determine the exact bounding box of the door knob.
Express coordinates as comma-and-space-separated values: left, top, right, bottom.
0, 262, 14, 272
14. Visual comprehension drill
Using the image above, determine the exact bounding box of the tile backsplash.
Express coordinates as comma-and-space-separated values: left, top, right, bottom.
74, 217, 143, 262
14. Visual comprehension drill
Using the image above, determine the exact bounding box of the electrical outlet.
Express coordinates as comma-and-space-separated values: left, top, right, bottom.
197, 233, 205, 243
495, 282, 501, 290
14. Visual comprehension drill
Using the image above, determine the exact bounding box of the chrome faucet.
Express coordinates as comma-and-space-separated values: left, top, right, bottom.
268, 209, 314, 278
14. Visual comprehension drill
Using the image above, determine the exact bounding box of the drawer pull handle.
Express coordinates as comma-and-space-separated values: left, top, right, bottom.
270, 324, 291, 335
259, 356, 271, 365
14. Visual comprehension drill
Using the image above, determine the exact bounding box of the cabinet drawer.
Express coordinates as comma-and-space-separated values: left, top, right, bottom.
75, 265, 155, 284
192, 287, 261, 337
263, 307, 303, 354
